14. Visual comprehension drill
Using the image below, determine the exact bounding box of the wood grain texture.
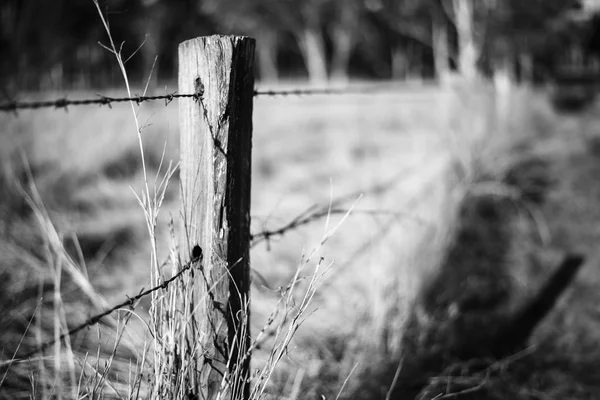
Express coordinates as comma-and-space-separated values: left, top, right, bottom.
178, 35, 255, 399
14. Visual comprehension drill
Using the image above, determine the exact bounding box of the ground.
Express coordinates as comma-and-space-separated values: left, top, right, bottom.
1, 81, 600, 399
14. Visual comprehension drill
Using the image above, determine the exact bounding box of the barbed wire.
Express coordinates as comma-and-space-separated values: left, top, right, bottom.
5, 204, 335, 363
0, 92, 201, 112
253, 84, 402, 97
0, 83, 415, 113
1, 200, 397, 364
250, 169, 415, 248
250, 207, 407, 250
1, 205, 337, 362
3, 251, 203, 364
0, 80, 414, 362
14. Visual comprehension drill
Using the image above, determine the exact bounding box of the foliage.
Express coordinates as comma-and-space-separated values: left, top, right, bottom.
0, 0, 596, 88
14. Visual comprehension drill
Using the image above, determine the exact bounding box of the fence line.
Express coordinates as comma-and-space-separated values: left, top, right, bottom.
0, 91, 413, 364
4, 193, 397, 365
0, 82, 420, 113
3, 35, 424, 394
0, 86, 413, 366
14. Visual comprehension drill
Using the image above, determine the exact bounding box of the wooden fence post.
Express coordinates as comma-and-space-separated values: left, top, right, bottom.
178, 35, 255, 400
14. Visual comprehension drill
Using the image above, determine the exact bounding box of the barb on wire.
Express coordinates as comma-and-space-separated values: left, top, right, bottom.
4, 252, 203, 365
0, 91, 203, 112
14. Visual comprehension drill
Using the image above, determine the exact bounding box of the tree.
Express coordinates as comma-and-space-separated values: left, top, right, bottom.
431, 0, 452, 82
367, 0, 437, 79
478, 0, 583, 82
431, 0, 584, 81
136, 0, 211, 86
227, 0, 368, 84
280, 0, 330, 84
201, 0, 288, 82
137, 0, 168, 88
327, 0, 365, 82
452, 0, 477, 78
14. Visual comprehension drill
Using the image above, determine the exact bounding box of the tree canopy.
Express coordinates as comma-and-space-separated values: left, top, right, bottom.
0, 0, 596, 91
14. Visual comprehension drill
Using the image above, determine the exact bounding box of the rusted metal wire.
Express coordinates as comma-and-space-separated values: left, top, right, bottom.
4, 251, 203, 364
0, 92, 201, 112
253, 85, 391, 97
0, 82, 407, 112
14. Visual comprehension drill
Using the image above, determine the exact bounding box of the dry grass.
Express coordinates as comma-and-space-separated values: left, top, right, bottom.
3, 68, 595, 399
0, 82, 460, 398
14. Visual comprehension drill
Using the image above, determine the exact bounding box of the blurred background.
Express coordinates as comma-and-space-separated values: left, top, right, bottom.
4, 1, 600, 399
1, 0, 600, 90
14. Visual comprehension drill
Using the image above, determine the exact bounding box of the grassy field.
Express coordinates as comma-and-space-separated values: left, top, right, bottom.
2, 80, 599, 399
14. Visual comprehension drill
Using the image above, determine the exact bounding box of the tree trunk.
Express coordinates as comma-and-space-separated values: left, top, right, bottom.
432, 10, 451, 83
40, 62, 63, 91
453, 0, 478, 79
51, 62, 63, 90
391, 43, 409, 80
297, 26, 328, 85
330, 26, 353, 83
408, 42, 424, 80
257, 30, 279, 83
330, 6, 356, 83
519, 52, 533, 83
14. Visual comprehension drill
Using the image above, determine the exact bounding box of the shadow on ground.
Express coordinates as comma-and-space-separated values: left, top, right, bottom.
350, 115, 600, 399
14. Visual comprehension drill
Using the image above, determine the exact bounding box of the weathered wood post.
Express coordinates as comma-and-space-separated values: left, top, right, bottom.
178, 35, 255, 399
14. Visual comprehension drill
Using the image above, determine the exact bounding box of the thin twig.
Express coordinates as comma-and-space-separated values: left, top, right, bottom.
335, 362, 360, 400
385, 358, 404, 400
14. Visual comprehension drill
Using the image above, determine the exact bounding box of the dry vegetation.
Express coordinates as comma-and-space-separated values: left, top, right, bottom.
1, 76, 600, 399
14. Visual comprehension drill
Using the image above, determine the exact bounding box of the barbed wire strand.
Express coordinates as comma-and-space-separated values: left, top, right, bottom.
250, 207, 410, 249
0, 83, 409, 112
3, 253, 203, 365
0, 92, 201, 112
251, 207, 352, 247
249, 168, 421, 248
253, 85, 398, 97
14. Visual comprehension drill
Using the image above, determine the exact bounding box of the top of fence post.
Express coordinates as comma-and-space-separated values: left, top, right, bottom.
176, 34, 255, 400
